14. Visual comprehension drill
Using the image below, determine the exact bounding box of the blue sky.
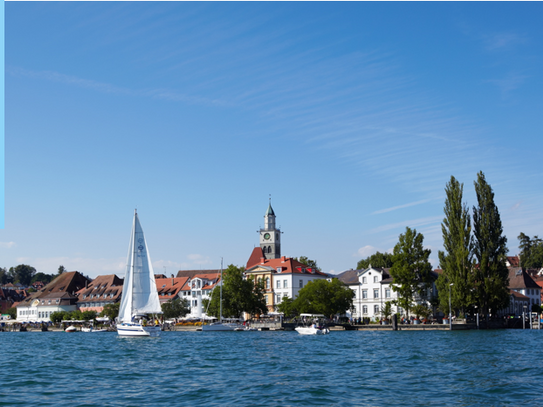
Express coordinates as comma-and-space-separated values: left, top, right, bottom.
3, 2, 542, 278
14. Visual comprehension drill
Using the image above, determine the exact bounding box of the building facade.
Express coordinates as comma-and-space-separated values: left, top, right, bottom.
16, 271, 90, 322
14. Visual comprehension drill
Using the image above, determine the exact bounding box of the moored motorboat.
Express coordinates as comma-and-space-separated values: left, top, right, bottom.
295, 314, 330, 335
65, 325, 77, 332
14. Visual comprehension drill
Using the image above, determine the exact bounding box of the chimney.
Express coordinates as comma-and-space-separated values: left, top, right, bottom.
261, 257, 265, 264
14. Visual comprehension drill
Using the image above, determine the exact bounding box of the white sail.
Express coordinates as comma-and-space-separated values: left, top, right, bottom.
118, 211, 162, 324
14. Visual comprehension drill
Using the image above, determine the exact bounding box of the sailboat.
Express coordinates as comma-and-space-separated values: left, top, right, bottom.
116, 210, 162, 337
202, 260, 243, 331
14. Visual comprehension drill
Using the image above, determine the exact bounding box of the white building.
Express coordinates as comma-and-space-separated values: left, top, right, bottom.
339, 266, 438, 321
16, 271, 90, 323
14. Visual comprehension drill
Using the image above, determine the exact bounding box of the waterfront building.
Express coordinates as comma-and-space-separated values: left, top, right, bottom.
175, 269, 221, 319
245, 252, 328, 312
76, 274, 123, 313
0, 286, 27, 314
339, 266, 439, 321
502, 290, 531, 317
506, 267, 541, 313
155, 275, 190, 305
16, 271, 90, 322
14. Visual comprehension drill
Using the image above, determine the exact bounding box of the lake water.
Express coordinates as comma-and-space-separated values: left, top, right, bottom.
1, 329, 542, 406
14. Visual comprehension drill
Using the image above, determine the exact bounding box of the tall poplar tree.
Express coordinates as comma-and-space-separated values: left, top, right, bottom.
472, 171, 509, 320
390, 227, 433, 319
437, 176, 474, 316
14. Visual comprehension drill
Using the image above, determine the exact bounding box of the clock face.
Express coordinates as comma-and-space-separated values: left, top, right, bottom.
264, 233, 271, 240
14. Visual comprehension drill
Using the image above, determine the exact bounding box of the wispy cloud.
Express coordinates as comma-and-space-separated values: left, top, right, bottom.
0, 241, 16, 249
356, 245, 377, 258
6, 66, 229, 107
483, 32, 527, 51
187, 254, 213, 266
370, 216, 442, 234
486, 72, 529, 99
373, 199, 431, 215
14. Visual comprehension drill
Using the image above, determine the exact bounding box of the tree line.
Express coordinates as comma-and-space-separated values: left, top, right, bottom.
0, 265, 67, 287
357, 171, 520, 321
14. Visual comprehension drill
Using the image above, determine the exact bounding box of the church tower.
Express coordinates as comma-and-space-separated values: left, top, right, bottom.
260, 200, 281, 259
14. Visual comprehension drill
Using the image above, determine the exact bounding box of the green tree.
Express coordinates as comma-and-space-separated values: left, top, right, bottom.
390, 227, 433, 319
57, 265, 66, 275
100, 302, 120, 320
277, 296, 298, 317
437, 176, 474, 317
382, 301, 393, 321
205, 265, 268, 319
50, 311, 69, 324
473, 171, 509, 320
10, 264, 37, 286
81, 310, 97, 321
6, 307, 17, 320
161, 298, 190, 320
518, 233, 543, 268
0, 267, 9, 284
293, 257, 320, 271
356, 252, 394, 270
292, 278, 354, 319
31, 272, 55, 284
69, 310, 83, 320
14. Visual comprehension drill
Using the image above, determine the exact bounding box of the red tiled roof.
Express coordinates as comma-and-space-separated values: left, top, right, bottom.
246, 247, 265, 269
246, 256, 328, 277
507, 256, 520, 267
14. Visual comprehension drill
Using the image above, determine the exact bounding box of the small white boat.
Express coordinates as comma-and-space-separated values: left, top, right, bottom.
81, 326, 108, 333
116, 211, 163, 337
65, 325, 77, 332
295, 314, 330, 335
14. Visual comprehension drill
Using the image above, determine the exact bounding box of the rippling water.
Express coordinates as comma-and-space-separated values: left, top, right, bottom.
1, 329, 542, 406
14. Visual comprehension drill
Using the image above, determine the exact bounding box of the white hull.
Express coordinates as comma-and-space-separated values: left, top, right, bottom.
82, 327, 108, 333
65, 325, 77, 332
201, 322, 242, 331
117, 323, 161, 337
295, 326, 330, 335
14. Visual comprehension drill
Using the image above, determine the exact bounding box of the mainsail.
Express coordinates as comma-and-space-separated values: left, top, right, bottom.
118, 211, 162, 323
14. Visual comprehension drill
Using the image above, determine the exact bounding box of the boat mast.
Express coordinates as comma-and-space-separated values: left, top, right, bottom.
131, 209, 137, 319
219, 258, 223, 323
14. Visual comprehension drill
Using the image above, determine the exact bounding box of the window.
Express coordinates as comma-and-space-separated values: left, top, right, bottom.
362, 290, 368, 299
276, 280, 281, 289
362, 277, 367, 284
363, 305, 368, 314
385, 289, 391, 298
276, 294, 282, 303
374, 305, 379, 314
299, 280, 303, 288
373, 289, 379, 298
283, 280, 288, 289
266, 278, 270, 289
